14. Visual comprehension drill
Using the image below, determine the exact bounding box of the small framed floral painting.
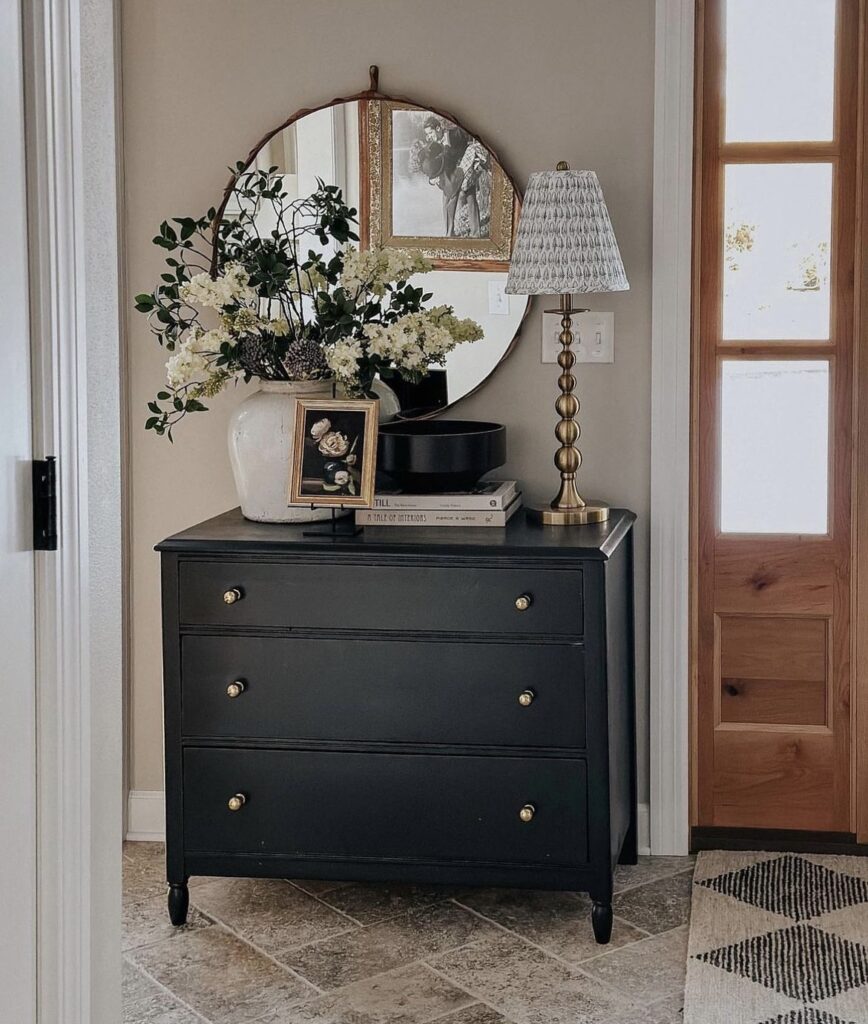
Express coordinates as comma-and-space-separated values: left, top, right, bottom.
288, 398, 379, 508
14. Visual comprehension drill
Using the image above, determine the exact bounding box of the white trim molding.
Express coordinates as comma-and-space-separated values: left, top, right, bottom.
0, 1, 38, 1017
649, 0, 694, 855
23, 0, 124, 1020
127, 791, 167, 842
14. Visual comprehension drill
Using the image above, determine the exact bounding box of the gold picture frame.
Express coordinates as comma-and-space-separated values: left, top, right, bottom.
360, 99, 516, 270
288, 398, 379, 509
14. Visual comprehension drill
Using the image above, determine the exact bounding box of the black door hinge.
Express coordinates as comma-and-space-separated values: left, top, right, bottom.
33, 456, 58, 551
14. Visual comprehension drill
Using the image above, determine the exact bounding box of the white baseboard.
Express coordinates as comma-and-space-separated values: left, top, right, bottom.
126, 790, 165, 842
126, 790, 653, 856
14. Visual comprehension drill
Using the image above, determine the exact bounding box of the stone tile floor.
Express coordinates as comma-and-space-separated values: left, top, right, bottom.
123, 843, 694, 1024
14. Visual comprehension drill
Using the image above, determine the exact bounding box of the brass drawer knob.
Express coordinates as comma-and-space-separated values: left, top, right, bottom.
519, 803, 536, 823
227, 793, 247, 812
223, 587, 243, 605
226, 680, 246, 699
515, 594, 532, 611
518, 689, 535, 707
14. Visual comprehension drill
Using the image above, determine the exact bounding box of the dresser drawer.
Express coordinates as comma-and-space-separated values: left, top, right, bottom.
183, 748, 588, 866
178, 561, 583, 636
181, 635, 585, 748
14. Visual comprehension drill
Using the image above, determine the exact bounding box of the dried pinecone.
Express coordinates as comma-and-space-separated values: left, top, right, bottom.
237, 335, 271, 377
282, 338, 329, 381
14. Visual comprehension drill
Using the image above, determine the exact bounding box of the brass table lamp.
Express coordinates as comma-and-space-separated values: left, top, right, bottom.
505, 163, 629, 525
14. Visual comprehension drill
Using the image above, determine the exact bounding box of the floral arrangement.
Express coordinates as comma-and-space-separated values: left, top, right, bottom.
309, 416, 359, 495
135, 169, 483, 439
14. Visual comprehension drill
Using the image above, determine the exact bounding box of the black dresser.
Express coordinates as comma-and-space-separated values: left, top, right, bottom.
157, 507, 637, 944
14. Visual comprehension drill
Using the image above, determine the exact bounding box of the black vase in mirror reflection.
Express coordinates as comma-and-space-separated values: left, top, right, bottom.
288, 398, 379, 509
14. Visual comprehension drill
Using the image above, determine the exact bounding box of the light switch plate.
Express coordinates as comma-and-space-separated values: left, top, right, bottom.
542, 311, 615, 363
488, 280, 510, 315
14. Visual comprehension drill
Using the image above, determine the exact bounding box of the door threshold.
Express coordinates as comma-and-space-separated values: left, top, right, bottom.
691, 827, 868, 857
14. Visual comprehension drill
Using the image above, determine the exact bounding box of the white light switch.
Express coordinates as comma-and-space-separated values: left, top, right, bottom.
488, 280, 510, 315
542, 311, 615, 364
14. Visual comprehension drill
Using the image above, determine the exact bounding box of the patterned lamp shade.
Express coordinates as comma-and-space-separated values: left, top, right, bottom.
505, 169, 629, 295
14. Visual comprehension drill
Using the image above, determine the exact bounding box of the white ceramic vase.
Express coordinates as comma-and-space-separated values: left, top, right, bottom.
228, 377, 401, 523
228, 380, 337, 524
368, 377, 401, 423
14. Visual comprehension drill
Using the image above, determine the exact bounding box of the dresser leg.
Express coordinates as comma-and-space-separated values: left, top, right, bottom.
167, 881, 189, 926
591, 901, 613, 944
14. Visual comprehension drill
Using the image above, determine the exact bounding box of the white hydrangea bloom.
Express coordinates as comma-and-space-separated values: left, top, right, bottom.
194, 327, 231, 352
326, 338, 364, 382
339, 246, 432, 297
180, 262, 256, 311
166, 347, 208, 388
362, 324, 393, 359
165, 327, 229, 388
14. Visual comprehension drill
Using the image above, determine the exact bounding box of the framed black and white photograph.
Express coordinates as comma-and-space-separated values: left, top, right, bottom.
288, 398, 379, 508
360, 100, 515, 269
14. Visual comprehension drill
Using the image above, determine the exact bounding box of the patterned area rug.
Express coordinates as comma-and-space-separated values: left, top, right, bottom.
684, 851, 868, 1024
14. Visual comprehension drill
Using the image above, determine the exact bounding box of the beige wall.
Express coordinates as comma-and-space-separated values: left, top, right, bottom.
123, 0, 655, 797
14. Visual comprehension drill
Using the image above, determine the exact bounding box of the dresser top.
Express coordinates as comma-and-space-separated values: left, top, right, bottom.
157, 507, 635, 561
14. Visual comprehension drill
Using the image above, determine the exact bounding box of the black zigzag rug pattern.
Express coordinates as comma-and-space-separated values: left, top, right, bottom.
684, 852, 868, 1024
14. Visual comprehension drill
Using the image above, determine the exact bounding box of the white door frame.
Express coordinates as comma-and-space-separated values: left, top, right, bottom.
649, 0, 694, 856
1, 0, 38, 1017
18, 0, 124, 1020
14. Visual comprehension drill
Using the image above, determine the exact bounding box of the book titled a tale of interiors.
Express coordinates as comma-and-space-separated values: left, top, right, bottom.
357, 481, 522, 528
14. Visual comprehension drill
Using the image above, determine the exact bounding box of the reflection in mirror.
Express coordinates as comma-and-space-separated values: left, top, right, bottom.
222, 100, 527, 416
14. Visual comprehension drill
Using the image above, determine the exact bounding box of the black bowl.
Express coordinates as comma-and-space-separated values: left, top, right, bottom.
377, 420, 506, 493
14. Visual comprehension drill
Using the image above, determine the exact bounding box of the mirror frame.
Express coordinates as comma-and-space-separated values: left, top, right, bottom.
209, 66, 530, 418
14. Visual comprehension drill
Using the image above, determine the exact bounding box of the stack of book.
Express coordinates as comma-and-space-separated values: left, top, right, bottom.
356, 480, 522, 528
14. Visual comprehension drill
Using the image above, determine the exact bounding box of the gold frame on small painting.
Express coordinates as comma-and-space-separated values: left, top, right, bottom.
360, 99, 516, 270
288, 398, 379, 509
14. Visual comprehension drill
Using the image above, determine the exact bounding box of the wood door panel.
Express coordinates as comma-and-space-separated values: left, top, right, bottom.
713, 732, 837, 830
714, 543, 834, 616
720, 679, 827, 727
719, 616, 827, 682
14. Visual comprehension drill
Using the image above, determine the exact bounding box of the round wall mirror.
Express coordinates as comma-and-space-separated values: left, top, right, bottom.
213, 85, 528, 418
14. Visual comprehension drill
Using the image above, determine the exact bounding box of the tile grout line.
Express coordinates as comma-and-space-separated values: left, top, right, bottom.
183, 909, 328, 1000
122, 900, 218, 956
284, 880, 370, 928
272, 923, 361, 957
423, 1001, 495, 1024
273, 928, 523, 1001
578, 921, 690, 969
443, 900, 682, 1012
247, 897, 487, 981
287, 884, 461, 933
612, 866, 697, 896
241, 947, 515, 1023
422, 959, 523, 1023
315, 941, 491, 996
123, 955, 214, 1024
447, 897, 642, 1003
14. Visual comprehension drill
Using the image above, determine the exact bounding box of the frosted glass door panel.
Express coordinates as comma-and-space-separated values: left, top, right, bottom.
720, 360, 829, 534
723, 164, 832, 340
725, 0, 836, 143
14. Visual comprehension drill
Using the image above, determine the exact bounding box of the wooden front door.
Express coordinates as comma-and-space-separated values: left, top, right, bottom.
693, 0, 861, 833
